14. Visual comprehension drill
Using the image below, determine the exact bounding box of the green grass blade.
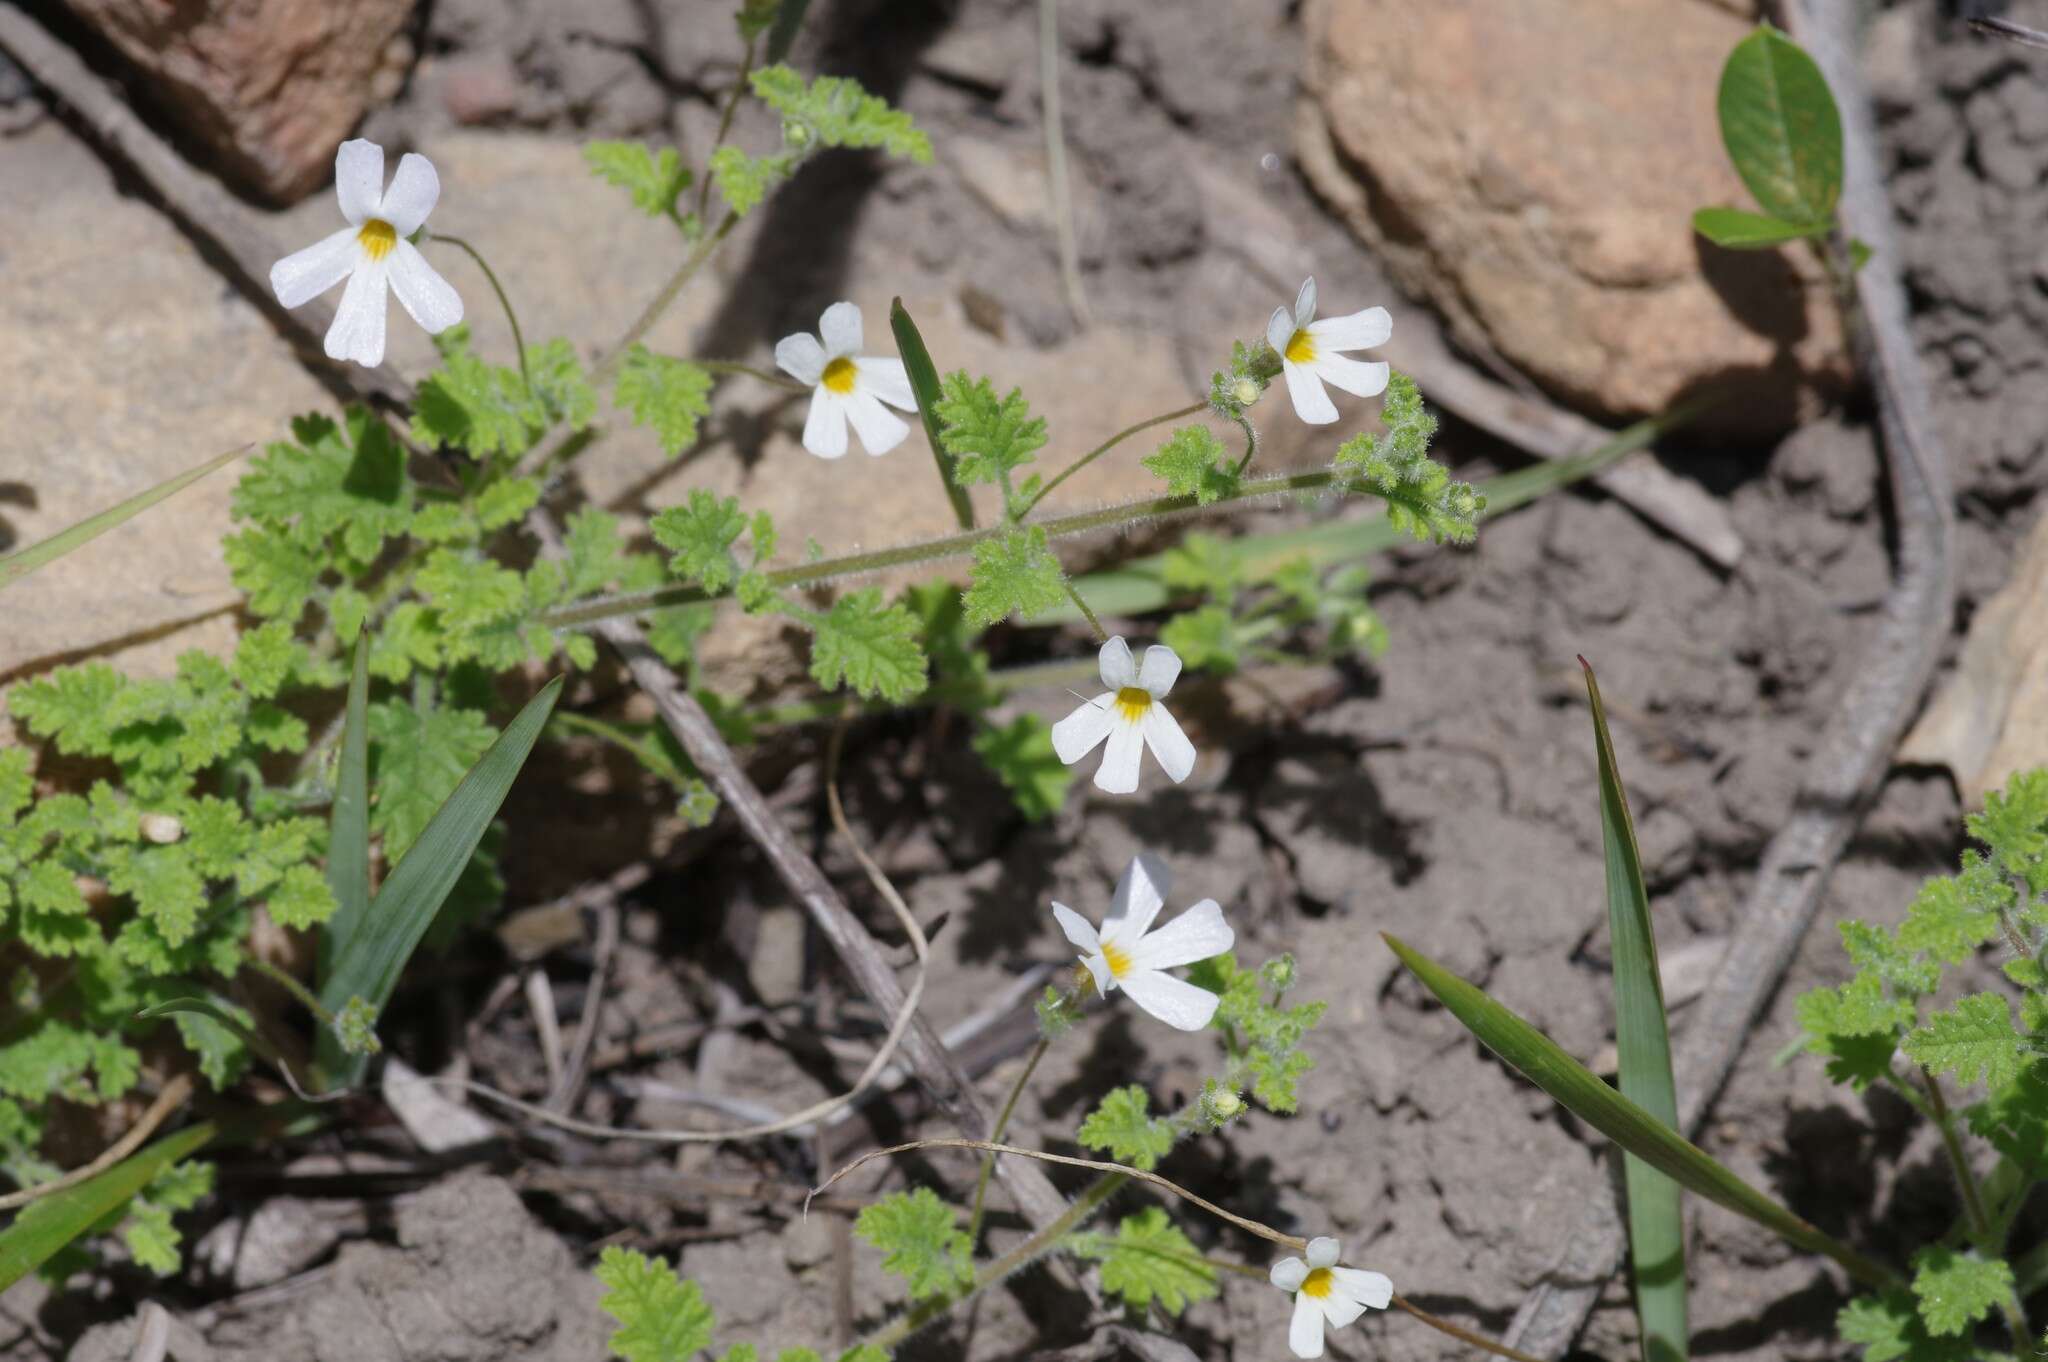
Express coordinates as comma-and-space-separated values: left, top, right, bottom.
0, 1120, 216, 1292
0, 444, 247, 592
320, 634, 374, 981
1691, 206, 1829, 249
1717, 24, 1843, 225
1382, 931, 1900, 1291
1585, 660, 1688, 1362
765, 0, 811, 63
890, 297, 977, 531
316, 675, 563, 1085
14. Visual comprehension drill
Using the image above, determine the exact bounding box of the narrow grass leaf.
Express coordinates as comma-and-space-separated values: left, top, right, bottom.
1691, 206, 1828, 249
1716, 24, 1843, 225
1383, 932, 1899, 1291
0, 1121, 216, 1292
0, 445, 247, 592
317, 675, 562, 1085
1585, 660, 1688, 1362
889, 297, 977, 531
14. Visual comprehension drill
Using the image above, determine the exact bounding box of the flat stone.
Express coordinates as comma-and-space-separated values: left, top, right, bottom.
0, 120, 329, 692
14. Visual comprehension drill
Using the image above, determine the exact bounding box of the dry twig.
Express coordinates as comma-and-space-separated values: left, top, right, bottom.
0, 1074, 195, 1212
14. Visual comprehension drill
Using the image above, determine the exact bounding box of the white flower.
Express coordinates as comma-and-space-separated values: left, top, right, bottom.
774, 302, 917, 458
1269, 1237, 1393, 1359
1050, 854, 1233, 1031
1266, 277, 1391, 426
269, 139, 464, 368
1050, 637, 1195, 795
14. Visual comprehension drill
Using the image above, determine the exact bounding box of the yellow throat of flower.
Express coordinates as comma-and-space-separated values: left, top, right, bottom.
821, 356, 858, 393
1113, 686, 1152, 723
357, 219, 398, 262
1284, 328, 1316, 364
1100, 939, 1133, 980
1300, 1267, 1334, 1299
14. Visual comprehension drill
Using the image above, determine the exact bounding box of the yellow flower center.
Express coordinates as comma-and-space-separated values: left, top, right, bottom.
1113, 686, 1153, 723
822, 356, 858, 394
1284, 328, 1316, 364
357, 218, 398, 262
1101, 939, 1133, 980
1300, 1267, 1334, 1299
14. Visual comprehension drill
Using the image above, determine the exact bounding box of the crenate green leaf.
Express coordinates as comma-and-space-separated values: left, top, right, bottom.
615, 346, 713, 458
584, 142, 692, 218
962, 526, 1066, 627
1078, 1085, 1176, 1171
854, 1187, 973, 1300
1070, 1207, 1218, 1316
805, 588, 928, 703
594, 1246, 716, 1362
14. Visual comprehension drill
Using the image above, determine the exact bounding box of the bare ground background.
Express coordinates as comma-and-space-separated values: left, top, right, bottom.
2, 1, 2044, 1359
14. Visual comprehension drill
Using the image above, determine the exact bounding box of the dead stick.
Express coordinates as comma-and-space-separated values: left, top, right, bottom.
1502, 2, 1953, 1355
0, 1075, 195, 1211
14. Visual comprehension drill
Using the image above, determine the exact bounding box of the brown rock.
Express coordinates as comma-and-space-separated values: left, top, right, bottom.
1297, 0, 1846, 435
61, 0, 418, 203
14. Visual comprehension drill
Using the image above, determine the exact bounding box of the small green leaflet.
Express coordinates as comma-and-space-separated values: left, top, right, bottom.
1909, 1247, 2013, 1338
1903, 993, 2028, 1091
805, 588, 928, 702
1143, 426, 1239, 505
1070, 1208, 1218, 1315
651, 491, 748, 591
1077, 1085, 1176, 1171
615, 346, 713, 457
854, 1187, 972, 1300
972, 715, 1073, 821
962, 526, 1066, 627
749, 65, 932, 163
1332, 373, 1479, 545
934, 372, 1046, 488
584, 141, 692, 218
595, 1247, 716, 1362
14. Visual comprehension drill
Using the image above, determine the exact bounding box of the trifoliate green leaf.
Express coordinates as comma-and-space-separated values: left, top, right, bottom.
1902, 855, 2008, 961
708, 145, 787, 217
1796, 971, 1912, 1040
594, 1247, 716, 1362
854, 1187, 973, 1300
1333, 372, 1480, 545
415, 548, 527, 636
475, 476, 542, 531
411, 324, 541, 460
1078, 1085, 1176, 1171
223, 526, 324, 621
1906, 994, 2028, 1091
1071, 1207, 1218, 1315
806, 588, 928, 702
20, 861, 88, 918
750, 65, 932, 162
11, 663, 123, 755
616, 346, 713, 457
1910, 1247, 2013, 1337
231, 410, 413, 562
1160, 606, 1238, 674
934, 372, 1045, 488
0, 1022, 98, 1103
584, 141, 692, 218
266, 862, 338, 930
1143, 426, 1240, 505
972, 715, 1073, 822
369, 602, 444, 682
1839, 920, 1939, 996
231, 620, 303, 700
106, 845, 204, 949
962, 526, 1066, 627
366, 695, 495, 863
1838, 1290, 1973, 1362
651, 491, 748, 591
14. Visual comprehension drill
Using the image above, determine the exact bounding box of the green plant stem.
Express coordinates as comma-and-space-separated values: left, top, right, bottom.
965, 1035, 1052, 1250
1921, 1066, 2031, 1350
695, 36, 756, 220
1018, 400, 1205, 517
697, 358, 809, 391
536, 467, 1339, 630
596, 211, 740, 391
1062, 580, 1107, 641
860, 1170, 1128, 1353
428, 233, 530, 392
242, 954, 338, 1029
548, 710, 689, 786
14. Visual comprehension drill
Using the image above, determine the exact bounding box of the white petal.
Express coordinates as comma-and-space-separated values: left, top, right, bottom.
1050, 901, 1101, 954
1311, 353, 1390, 400
819, 300, 864, 357
1098, 636, 1138, 690
843, 387, 910, 456
324, 255, 390, 367
270, 226, 361, 309
1270, 1257, 1309, 1292
379, 152, 441, 235
1308, 305, 1391, 353
1079, 951, 1114, 996
1118, 968, 1222, 1030
1294, 277, 1317, 328
854, 356, 916, 411
1319, 1292, 1368, 1331
1107, 853, 1170, 940
1290, 1291, 1326, 1358
775, 331, 827, 386
1094, 716, 1146, 794
1130, 900, 1233, 972
385, 239, 463, 335
1282, 362, 1339, 425
1137, 644, 1182, 698
802, 389, 850, 459
1330, 1268, 1393, 1311
1051, 696, 1115, 764
1266, 304, 1295, 356
1306, 1237, 1341, 1270
335, 139, 384, 225
1140, 704, 1196, 784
